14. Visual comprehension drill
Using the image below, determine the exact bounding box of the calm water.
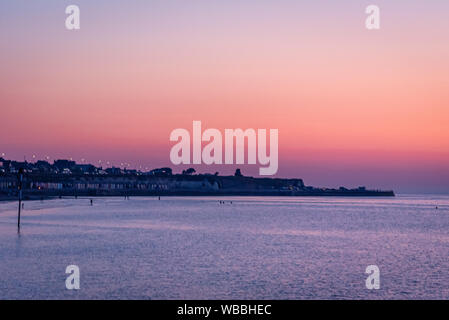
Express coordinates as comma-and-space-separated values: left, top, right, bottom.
0, 195, 449, 300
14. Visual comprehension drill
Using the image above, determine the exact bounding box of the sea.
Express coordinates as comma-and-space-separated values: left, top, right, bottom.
0, 195, 448, 299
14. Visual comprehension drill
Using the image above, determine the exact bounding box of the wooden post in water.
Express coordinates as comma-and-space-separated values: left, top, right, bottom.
17, 168, 24, 231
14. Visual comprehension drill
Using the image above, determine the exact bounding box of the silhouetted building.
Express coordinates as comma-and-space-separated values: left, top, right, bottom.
105, 167, 122, 175
54, 160, 76, 171
182, 168, 196, 175
73, 164, 96, 174
149, 168, 172, 176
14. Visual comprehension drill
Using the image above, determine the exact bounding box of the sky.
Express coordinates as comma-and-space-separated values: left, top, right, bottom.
1, 0, 449, 193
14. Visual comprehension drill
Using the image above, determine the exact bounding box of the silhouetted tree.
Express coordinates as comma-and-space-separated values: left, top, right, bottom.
182, 168, 196, 175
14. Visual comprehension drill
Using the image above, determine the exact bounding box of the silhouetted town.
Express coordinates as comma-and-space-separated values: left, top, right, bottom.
0, 157, 394, 200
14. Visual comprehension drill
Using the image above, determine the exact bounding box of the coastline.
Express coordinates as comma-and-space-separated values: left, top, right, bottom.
1, 157, 395, 199
0, 172, 395, 200
0, 189, 394, 202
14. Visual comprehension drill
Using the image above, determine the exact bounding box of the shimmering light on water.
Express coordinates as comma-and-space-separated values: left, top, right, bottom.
1, 195, 449, 299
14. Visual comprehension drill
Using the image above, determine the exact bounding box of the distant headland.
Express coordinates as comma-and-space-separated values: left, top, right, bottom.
0, 157, 395, 200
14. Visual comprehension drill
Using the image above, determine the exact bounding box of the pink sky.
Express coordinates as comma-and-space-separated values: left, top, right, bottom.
1, 1, 449, 193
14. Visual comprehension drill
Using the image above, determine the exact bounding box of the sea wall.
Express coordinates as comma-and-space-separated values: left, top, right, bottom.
0, 173, 394, 198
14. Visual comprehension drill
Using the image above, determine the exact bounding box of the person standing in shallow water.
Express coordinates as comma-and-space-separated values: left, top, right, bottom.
90, 199, 93, 206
